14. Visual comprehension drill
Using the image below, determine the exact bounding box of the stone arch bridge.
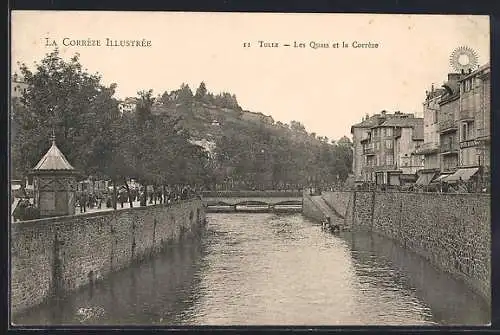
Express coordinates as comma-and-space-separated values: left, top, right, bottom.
202, 193, 303, 213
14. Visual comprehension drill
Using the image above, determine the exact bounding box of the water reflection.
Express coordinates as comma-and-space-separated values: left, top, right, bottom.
345, 232, 490, 325
13, 213, 489, 326
13, 235, 205, 325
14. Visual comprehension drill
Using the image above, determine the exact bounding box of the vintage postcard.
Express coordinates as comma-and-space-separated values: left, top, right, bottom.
10, 11, 491, 326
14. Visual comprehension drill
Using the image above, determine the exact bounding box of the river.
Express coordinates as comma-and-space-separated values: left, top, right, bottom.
13, 213, 490, 326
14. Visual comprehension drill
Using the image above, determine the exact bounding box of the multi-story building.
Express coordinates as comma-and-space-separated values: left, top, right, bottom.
351, 111, 424, 186
445, 63, 491, 187
437, 73, 461, 174
414, 86, 445, 185
11, 74, 28, 100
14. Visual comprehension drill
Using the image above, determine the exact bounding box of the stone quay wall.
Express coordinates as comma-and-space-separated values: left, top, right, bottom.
11, 199, 205, 315
314, 191, 491, 303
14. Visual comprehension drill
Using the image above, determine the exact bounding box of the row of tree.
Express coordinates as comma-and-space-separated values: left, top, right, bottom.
11, 50, 353, 200
11, 50, 211, 207
159, 81, 242, 111
211, 122, 352, 190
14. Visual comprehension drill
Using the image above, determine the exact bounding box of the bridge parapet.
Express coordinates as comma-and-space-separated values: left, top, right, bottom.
203, 196, 302, 207
201, 190, 303, 198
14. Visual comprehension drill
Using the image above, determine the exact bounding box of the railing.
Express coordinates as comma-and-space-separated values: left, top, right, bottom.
459, 109, 475, 121
363, 146, 375, 155
440, 142, 458, 154
439, 119, 458, 133
201, 190, 303, 198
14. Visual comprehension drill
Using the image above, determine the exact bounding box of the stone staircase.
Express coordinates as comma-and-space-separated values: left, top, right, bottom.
309, 195, 347, 229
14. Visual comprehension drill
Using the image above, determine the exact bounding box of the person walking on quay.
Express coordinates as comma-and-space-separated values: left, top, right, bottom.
139, 189, 147, 207
80, 192, 87, 213
118, 190, 125, 208
149, 187, 154, 204
157, 188, 163, 204
13, 198, 28, 222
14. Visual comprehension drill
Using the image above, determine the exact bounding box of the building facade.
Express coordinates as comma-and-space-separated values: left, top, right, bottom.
438, 74, 461, 173
11, 75, 28, 100
457, 63, 491, 187
416, 87, 445, 171
118, 97, 138, 115
351, 111, 424, 185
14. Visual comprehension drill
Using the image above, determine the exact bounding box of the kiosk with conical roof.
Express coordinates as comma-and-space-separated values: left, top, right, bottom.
31, 135, 77, 217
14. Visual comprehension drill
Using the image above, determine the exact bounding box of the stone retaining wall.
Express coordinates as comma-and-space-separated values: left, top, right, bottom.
315, 191, 491, 303
11, 200, 205, 315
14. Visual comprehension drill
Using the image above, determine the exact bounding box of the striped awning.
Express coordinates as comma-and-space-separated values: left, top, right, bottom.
444, 167, 480, 183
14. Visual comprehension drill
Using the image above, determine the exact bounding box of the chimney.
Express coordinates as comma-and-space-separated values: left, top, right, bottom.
381, 110, 387, 116
431, 84, 434, 92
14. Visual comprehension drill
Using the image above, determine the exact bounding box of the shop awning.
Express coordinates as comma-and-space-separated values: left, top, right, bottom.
444, 167, 480, 183
433, 174, 452, 183
415, 172, 436, 185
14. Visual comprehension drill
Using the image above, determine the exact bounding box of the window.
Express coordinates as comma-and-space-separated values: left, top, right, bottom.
434, 110, 438, 123
462, 123, 467, 141
386, 128, 392, 136
375, 142, 380, 150
385, 140, 393, 149
386, 154, 394, 166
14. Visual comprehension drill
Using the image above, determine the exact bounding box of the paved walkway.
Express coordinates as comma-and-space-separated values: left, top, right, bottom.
75, 200, 159, 215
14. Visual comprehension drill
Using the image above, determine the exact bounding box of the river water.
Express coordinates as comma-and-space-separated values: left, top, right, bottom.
14, 213, 490, 326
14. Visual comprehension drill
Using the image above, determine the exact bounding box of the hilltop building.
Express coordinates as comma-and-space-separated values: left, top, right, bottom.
11, 74, 28, 100
118, 97, 138, 115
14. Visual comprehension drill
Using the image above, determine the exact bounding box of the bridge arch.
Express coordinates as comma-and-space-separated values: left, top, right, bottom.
272, 200, 303, 206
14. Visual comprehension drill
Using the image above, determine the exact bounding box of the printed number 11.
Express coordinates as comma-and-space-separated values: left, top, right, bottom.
243, 42, 251, 48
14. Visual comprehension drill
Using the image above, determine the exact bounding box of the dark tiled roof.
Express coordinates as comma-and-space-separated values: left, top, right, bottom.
351, 117, 381, 128
33, 142, 75, 171
378, 117, 423, 128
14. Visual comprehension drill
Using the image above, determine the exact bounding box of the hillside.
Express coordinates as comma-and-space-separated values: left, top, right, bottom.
151, 100, 327, 148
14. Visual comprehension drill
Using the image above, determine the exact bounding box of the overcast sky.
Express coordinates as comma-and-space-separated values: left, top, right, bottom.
11, 12, 489, 140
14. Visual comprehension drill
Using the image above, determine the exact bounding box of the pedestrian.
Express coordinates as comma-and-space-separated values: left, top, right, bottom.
81, 192, 87, 213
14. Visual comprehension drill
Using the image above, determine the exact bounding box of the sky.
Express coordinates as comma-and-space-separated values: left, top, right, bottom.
11, 12, 489, 140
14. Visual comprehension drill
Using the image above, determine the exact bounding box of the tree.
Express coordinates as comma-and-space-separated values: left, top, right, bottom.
176, 83, 193, 104
290, 120, 306, 133
195, 81, 207, 101
12, 49, 120, 180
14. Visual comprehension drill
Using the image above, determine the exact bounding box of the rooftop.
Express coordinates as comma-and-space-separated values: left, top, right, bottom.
351, 111, 421, 133
459, 62, 490, 81
33, 140, 75, 171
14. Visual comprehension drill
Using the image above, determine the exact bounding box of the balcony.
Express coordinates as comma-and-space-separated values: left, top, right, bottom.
414, 142, 439, 155
440, 142, 458, 155
363, 146, 375, 155
363, 144, 375, 156
439, 119, 458, 134
459, 109, 475, 121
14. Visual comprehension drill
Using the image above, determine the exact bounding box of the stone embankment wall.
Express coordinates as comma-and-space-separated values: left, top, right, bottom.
11, 200, 205, 315
307, 191, 490, 303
